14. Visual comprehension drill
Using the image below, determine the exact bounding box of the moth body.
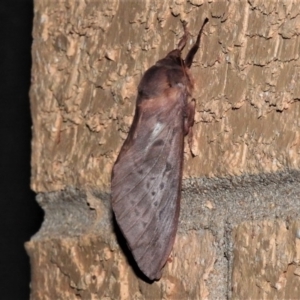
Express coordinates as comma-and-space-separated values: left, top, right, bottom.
111, 18, 208, 280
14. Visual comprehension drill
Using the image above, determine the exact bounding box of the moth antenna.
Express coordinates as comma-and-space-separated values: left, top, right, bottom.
185, 18, 209, 68
177, 20, 189, 51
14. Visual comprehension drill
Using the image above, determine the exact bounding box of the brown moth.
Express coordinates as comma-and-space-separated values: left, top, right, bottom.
111, 18, 209, 280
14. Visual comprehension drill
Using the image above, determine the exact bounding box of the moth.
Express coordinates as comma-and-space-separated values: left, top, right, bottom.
111, 18, 208, 280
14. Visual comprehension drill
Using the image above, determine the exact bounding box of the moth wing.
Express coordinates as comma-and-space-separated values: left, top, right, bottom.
111, 94, 185, 280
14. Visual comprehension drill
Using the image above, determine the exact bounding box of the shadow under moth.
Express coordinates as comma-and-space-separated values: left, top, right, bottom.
111, 18, 209, 280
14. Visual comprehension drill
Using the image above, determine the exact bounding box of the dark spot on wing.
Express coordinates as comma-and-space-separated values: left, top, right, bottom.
152, 191, 156, 196
172, 127, 178, 137
171, 180, 177, 188
138, 169, 143, 175
152, 139, 164, 147
165, 162, 172, 172
160, 182, 164, 190
163, 162, 173, 177
153, 201, 158, 206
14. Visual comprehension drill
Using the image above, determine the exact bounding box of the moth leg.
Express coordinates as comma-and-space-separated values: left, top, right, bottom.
185, 99, 196, 152
184, 99, 195, 135
185, 18, 209, 68
177, 21, 189, 51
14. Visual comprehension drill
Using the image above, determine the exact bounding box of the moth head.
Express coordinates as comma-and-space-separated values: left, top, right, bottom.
157, 19, 208, 71
164, 49, 185, 67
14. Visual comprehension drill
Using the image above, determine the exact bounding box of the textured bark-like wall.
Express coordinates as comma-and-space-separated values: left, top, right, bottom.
26, 0, 300, 299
